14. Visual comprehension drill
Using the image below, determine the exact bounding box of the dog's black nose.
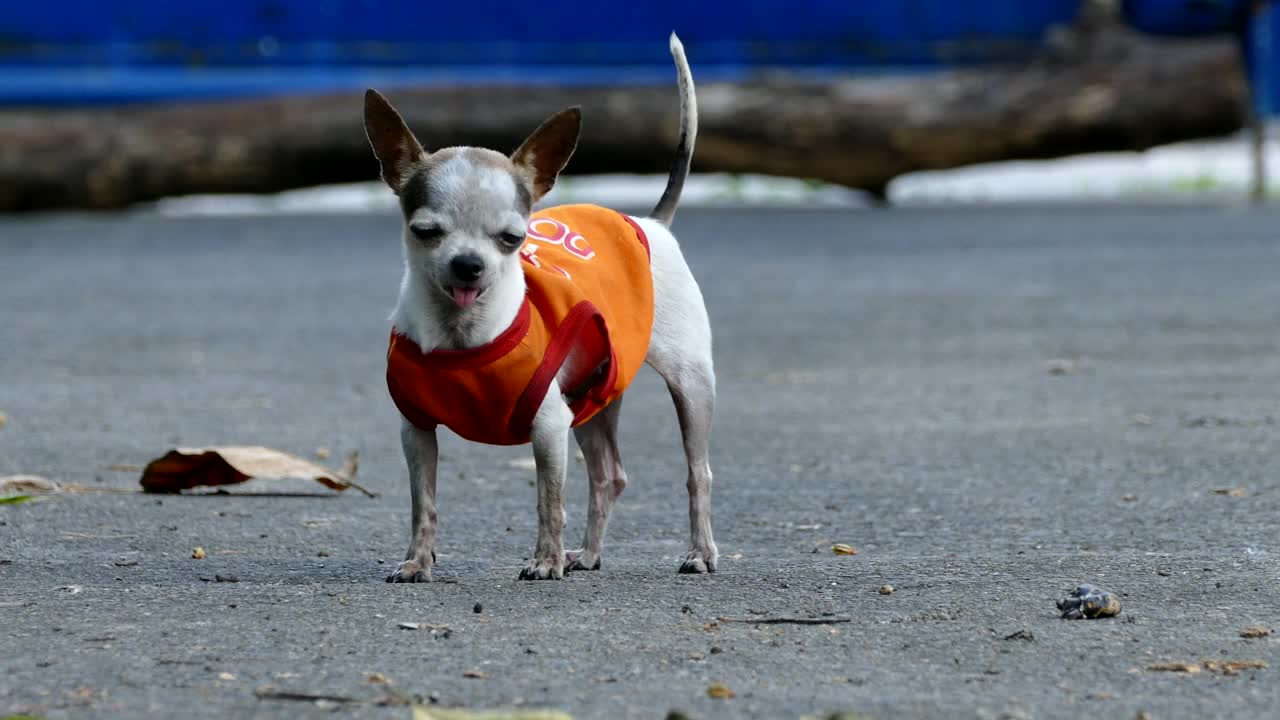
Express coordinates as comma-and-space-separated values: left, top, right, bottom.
450, 255, 484, 282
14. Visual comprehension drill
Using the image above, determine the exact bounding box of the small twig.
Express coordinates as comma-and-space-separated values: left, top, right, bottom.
254, 686, 364, 704
717, 616, 852, 625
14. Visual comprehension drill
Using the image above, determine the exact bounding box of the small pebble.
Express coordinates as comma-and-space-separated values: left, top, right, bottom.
879, 584, 895, 595
473, 602, 483, 614
1057, 583, 1121, 619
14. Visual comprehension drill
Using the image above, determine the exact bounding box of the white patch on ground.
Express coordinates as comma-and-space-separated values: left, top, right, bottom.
890, 128, 1279, 204
147, 127, 1278, 217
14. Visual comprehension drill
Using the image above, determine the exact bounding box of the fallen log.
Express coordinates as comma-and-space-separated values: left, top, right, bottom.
0, 22, 1247, 212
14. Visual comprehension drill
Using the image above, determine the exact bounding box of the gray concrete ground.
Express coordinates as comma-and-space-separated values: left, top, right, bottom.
1, 205, 1279, 719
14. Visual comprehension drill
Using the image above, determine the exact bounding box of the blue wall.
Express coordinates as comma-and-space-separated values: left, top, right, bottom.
0, 1, 1082, 105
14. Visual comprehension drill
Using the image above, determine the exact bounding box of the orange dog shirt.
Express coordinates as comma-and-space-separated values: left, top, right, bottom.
386, 204, 654, 446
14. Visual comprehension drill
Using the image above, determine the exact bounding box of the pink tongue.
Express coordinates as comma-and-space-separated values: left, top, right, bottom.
452, 287, 480, 308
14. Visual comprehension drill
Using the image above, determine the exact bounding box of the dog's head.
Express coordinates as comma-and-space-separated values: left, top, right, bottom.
364, 89, 580, 311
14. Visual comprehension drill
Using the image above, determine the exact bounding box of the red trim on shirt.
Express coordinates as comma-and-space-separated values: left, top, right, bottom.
508, 301, 608, 438
619, 213, 650, 259
572, 344, 618, 426
391, 301, 532, 370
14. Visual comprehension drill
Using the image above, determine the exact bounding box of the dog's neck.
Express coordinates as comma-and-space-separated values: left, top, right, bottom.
392, 266, 527, 352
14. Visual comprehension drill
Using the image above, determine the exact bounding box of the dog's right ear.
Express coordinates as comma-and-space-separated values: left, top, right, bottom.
364, 89, 425, 192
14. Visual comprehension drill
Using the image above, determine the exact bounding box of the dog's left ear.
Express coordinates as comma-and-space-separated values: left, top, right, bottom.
364, 89, 425, 192
511, 107, 581, 202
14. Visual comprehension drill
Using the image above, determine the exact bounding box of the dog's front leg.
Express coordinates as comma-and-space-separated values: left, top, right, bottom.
387, 417, 438, 583
519, 383, 573, 580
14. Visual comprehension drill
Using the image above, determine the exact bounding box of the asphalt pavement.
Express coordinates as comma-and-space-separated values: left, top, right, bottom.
2, 204, 1279, 719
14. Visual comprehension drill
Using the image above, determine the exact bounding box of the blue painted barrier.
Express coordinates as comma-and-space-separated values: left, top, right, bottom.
0, 1, 1081, 105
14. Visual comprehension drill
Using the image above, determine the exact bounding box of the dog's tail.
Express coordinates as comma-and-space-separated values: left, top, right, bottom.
650, 32, 697, 227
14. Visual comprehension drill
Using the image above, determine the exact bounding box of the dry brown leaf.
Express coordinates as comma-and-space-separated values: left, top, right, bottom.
139, 446, 376, 497
366, 672, 391, 684
0, 475, 60, 495
706, 683, 735, 699
832, 543, 858, 556
191, 546, 207, 559
1203, 660, 1267, 675
1212, 487, 1248, 497
1240, 626, 1273, 639
1147, 662, 1201, 674
462, 669, 489, 679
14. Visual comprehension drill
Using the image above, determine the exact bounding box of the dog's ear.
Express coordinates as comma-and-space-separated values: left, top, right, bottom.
364, 89, 425, 192
511, 107, 581, 202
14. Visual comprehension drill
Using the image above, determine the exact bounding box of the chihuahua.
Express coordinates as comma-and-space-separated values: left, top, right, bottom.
365, 34, 717, 582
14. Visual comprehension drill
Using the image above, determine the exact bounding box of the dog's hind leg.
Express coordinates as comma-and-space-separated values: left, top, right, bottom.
655, 357, 718, 573
642, 221, 719, 574
569, 396, 627, 571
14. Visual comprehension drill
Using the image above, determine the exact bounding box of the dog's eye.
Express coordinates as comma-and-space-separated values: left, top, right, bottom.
497, 231, 525, 248
410, 225, 444, 242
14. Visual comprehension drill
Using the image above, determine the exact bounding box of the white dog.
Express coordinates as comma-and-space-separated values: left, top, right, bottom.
365, 34, 717, 582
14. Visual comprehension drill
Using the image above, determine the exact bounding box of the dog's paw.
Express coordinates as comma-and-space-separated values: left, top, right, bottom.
677, 550, 717, 574
518, 557, 564, 581
565, 549, 601, 572
386, 559, 432, 583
